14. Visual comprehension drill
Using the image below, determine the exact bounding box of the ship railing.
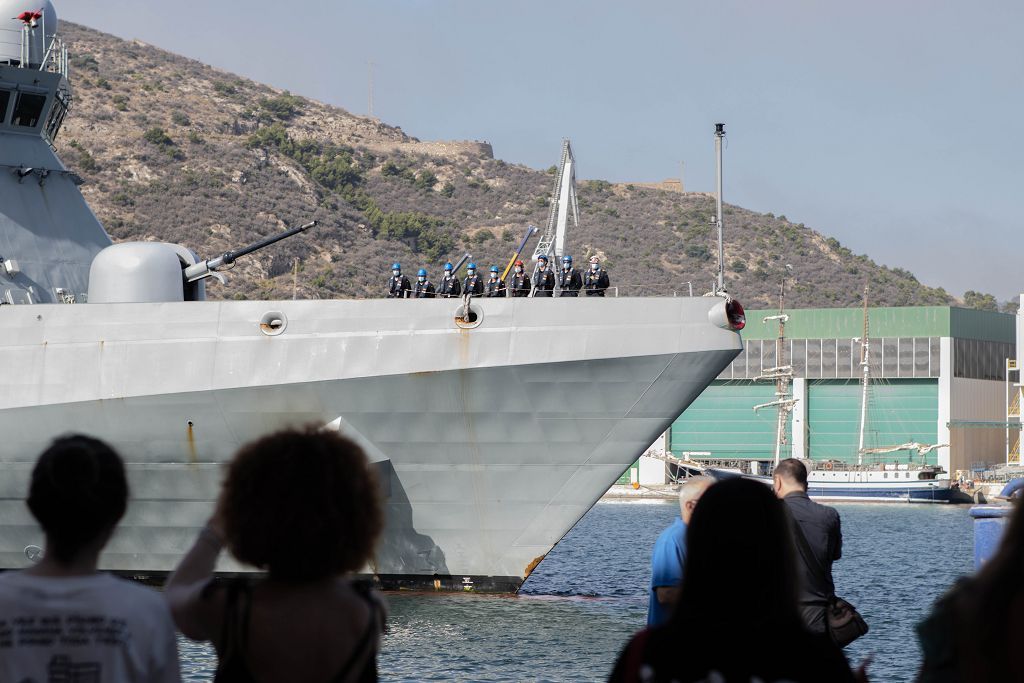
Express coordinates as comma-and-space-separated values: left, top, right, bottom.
39, 35, 69, 77
0, 29, 22, 60
0, 27, 68, 78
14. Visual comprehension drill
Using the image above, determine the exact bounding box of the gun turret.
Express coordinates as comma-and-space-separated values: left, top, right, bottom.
183, 221, 318, 283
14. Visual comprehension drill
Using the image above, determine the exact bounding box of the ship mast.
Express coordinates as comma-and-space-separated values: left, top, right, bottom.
753, 277, 798, 465
853, 285, 949, 464
714, 123, 726, 294
856, 286, 870, 465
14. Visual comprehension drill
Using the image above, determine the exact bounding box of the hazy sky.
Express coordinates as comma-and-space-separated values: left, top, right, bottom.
60, 0, 1022, 301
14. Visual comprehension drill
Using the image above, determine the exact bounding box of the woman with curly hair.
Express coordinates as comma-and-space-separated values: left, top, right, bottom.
165, 426, 384, 682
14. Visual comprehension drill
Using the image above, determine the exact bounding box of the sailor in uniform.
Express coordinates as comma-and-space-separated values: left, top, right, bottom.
584, 256, 610, 296
388, 263, 411, 299
533, 255, 555, 297
509, 260, 531, 297
558, 255, 582, 297
485, 266, 506, 297
438, 262, 461, 298
463, 263, 484, 297
413, 269, 435, 298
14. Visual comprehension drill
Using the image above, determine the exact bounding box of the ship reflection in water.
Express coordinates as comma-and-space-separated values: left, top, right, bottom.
177, 501, 972, 682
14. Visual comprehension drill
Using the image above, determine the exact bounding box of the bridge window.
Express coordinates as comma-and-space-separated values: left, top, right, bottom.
12, 92, 47, 127
0, 90, 10, 123
44, 96, 67, 141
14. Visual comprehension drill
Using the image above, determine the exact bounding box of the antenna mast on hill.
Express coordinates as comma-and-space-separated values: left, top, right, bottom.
531, 139, 579, 275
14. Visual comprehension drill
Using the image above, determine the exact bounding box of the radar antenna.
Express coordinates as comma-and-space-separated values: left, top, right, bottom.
531, 139, 579, 274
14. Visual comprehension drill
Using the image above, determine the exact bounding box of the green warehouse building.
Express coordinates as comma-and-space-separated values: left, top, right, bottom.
623, 305, 1016, 485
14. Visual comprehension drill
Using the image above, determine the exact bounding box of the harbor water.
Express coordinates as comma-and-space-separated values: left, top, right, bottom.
179, 501, 974, 682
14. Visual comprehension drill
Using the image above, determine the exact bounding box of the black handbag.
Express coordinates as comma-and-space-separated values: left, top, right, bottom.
826, 595, 869, 648
791, 519, 869, 647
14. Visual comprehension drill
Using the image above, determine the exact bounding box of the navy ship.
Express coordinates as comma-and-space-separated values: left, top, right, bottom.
0, 2, 745, 591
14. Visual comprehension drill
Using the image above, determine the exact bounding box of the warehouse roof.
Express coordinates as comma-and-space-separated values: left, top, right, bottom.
739, 306, 1014, 344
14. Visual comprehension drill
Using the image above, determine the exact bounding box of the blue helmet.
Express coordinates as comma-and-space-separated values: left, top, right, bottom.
538, 255, 549, 262
467, 263, 477, 270
490, 265, 499, 273
562, 255, 573, 263
392, 262, 401, 270
418, 268, 427, 277
444, 262, 453, 271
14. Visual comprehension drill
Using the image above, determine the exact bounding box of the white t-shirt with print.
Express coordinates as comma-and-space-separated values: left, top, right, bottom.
0, 571, 180, 683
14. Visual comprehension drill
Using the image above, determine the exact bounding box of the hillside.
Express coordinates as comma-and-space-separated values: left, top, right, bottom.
56, 22, 977, 309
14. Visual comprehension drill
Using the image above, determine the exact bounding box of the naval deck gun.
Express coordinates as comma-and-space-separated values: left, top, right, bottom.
88, 221, 319, 304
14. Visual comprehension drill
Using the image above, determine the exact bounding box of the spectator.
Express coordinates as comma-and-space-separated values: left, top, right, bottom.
774, 457, 842, 635
917, 499, 1024, 682
610, 478, 855, 683
165, 427, 385, 682
647, 476, 713, 626
0, 435, 180, 683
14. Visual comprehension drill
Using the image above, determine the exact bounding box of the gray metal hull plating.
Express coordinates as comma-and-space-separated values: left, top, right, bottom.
0, 296, 740, 589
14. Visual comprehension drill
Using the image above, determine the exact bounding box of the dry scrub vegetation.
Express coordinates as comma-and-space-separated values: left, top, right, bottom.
58, 23, 993, 309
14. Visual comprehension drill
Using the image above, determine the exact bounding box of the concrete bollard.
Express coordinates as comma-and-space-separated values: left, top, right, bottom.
969, 505, 1014, 570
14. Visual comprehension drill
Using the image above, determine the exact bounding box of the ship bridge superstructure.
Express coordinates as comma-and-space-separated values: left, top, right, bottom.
0, 0, 111, 305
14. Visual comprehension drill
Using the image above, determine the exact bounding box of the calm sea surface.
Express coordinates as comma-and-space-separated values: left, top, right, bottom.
178, 501, 974, 682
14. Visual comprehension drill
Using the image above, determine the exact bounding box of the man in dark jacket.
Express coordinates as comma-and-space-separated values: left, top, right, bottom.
509, 260, 531, 297
533, 255, 555, 297
484, 266, 506, 297
387, 262, 411, 299
438, 262, 461, 298
557, 255, 582, 297
462, 263, 484, 297
413, 269, 435, 298
584, 256, 610, 296
774, 458, 842, 635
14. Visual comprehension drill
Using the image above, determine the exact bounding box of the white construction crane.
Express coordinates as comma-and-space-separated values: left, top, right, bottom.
531, 139, 579, 275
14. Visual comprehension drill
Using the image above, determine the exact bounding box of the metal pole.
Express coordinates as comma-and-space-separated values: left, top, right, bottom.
714, 123, 725, 294
857, 288, 870, 465
776, 279, 786, 465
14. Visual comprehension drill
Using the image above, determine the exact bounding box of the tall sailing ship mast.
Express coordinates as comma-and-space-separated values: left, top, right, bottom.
852, 287, 949, 464
753, 279, 799, 465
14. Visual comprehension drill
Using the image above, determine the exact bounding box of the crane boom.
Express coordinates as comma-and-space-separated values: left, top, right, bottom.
531, 139, 578, 272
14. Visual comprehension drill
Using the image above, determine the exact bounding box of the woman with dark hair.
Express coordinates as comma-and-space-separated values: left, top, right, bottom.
917, 499, 1024, 682
0, 435, 180, 682
609, 478, 855, 682
165, 426, 385, 682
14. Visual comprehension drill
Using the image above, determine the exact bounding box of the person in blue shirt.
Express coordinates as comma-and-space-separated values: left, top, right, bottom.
648, 475, 714, 626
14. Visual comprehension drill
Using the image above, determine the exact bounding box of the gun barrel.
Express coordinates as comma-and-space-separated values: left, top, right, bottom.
224, 221, 318, 263
183, 220, 318, 283
450, 253, 471, 274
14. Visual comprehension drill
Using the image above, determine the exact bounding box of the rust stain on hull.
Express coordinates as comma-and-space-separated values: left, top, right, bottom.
186, 421, 197, 464
524, 554, 546, 578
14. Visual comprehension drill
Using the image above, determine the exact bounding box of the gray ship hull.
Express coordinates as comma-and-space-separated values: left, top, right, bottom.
0, 296, 740, 591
